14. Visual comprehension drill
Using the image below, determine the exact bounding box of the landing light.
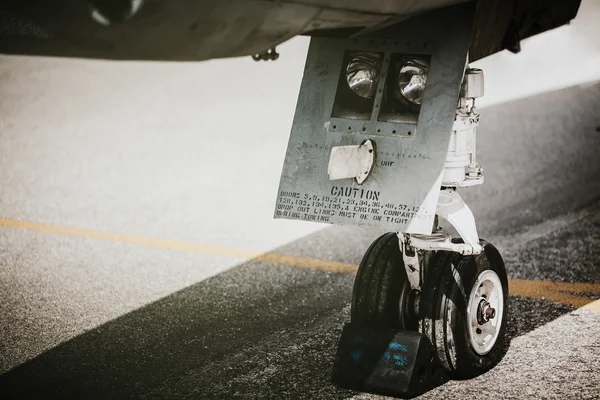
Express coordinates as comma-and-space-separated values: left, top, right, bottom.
345, 53, 382, 99
396, 59, 429, 105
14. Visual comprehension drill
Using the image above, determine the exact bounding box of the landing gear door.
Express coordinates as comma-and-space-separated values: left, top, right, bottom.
275, 3, 475, 234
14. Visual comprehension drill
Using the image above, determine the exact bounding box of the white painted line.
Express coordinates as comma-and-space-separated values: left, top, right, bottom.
581, 299, 600, 312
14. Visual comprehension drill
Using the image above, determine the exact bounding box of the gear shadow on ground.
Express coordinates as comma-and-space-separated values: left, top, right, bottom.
0, 225, 577, 400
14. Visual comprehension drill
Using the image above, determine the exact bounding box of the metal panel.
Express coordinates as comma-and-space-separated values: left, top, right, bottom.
275, 3, 476, 234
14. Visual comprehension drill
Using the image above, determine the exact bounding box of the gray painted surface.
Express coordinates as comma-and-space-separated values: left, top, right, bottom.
275, 4, 475, 233
0, 0, 469, 61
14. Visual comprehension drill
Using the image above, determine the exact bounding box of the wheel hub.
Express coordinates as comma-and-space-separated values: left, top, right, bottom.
476, 300, 496, 324
466, 269, 504, 355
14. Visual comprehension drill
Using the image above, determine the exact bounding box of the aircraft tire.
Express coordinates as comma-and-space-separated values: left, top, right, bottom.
420, 240, 510, 379
351, 232, 418, 331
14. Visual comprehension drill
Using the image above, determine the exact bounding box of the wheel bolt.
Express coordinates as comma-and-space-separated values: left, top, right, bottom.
477, 300, 496, 324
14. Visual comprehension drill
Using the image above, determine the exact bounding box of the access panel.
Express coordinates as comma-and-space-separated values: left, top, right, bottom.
275, 4, 475, 234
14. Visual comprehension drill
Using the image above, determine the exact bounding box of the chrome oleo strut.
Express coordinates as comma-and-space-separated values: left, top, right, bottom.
400, 68, 485, 290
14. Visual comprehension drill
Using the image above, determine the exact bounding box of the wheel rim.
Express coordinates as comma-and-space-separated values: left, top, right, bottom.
466, 269, 504, 355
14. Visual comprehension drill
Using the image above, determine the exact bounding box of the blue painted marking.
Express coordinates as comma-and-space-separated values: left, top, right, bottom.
387, 342, 408, 352
383, 352, 408, 368
393, 355, 408, 367
351, 350, 363, 362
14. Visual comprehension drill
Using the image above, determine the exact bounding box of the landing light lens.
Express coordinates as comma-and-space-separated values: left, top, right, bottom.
345, 53, 382, 99
396, 59, 429, 105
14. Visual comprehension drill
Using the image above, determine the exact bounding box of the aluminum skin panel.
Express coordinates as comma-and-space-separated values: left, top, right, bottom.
275, 3, 475, 234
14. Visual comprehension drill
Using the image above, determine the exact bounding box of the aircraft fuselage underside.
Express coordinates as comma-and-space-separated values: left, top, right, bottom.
0, 0, 581, 62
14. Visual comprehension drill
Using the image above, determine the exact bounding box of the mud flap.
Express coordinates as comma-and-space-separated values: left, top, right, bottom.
332, 323, 449, 398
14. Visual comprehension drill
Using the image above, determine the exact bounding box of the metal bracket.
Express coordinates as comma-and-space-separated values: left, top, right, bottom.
398, 233, 421, 290
401, 188, 482, 256
409, 232, 478, 255
436, 188, 482, 254
252, 47, 279, 61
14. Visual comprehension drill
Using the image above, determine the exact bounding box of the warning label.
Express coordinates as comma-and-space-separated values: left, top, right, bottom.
275, 186, 432, 226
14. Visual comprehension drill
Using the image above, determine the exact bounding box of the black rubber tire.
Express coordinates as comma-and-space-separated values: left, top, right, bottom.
351, 232, 418, 330
420, 240, 510, 379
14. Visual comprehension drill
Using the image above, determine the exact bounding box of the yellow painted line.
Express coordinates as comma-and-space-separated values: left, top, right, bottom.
508, 278, 600, 309
1, 217, 599, 308
0, 218, 357, 274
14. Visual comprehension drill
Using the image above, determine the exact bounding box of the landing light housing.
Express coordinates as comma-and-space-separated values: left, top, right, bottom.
395, 59, 429, 105
345, 53, 382, 99
332, 50, 431, 127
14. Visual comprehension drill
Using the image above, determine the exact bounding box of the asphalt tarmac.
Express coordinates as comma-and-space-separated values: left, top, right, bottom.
1, 16, 600, 400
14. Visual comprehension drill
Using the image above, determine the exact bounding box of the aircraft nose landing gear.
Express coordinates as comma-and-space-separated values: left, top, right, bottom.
332, 65, 510, 396
272, 3, 509, 396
